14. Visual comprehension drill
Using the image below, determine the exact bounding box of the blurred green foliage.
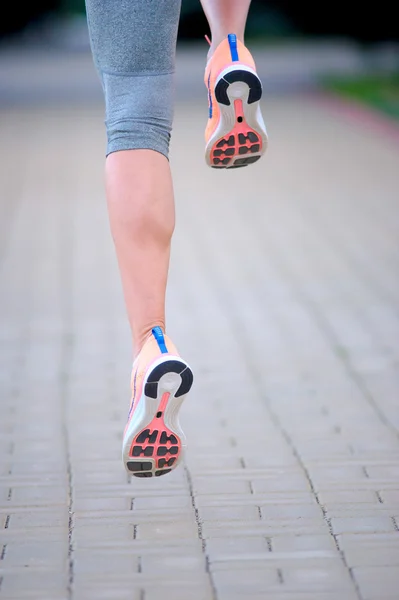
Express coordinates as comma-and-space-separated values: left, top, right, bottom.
323, 73, 399, 120
59, 0, 85, 14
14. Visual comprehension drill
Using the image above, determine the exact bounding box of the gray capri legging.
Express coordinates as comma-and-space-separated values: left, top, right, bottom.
85, 0, 182, 158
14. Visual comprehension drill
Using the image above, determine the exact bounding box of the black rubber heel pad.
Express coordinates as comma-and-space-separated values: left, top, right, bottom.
145, 360, 193, 399
215, 70, 262, 106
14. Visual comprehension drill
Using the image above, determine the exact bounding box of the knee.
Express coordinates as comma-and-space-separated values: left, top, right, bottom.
102, 71, 175, 159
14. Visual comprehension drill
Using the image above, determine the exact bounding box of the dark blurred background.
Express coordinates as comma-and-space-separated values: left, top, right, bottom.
0, 0, 397, 45
0, 0, 398, 118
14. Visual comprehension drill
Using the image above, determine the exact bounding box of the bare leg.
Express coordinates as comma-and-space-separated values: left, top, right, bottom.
87, 0, 252, 357
106, 150, 175, 356
84, 0, 182, 358
200, 0, 252, 53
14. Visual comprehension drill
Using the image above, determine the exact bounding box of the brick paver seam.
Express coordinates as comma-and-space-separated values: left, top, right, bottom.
62, 345, 74, 600
0, 434, 12, 590
184, 464, 218, 600
59, 195, 76, 599
183, 212, 365, 600
0, 541, 6, 594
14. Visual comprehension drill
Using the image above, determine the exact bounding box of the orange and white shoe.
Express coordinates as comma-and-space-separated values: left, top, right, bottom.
122, 327, 193, 478
204, 33, 268, 169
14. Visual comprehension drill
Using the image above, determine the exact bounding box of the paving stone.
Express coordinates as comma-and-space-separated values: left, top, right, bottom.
270, 534, 337, 553
73, 550, 139, 575
73, 524, 135, 542
3, 486, 68, 507
136, 520, 200, 540
73, 485, 188, 499
378, 490, 399, 503
364, 465, 399, 479
202, 519, 329, 538
217, 595, 357, 600
206, 536, 270, 555
327, 507, 399, 519
197, 505, 261, 522
0, 570, 68, 596
343, 545, 399, 567
72, 590, 142, 600
72, 572, 210, 585
195, 492, 316, 507
131, 495, 193, 510
190, 478, 252, 495
362, 597, 399, 600
140, 553, 207, 574
72, 584, 212, 600
73, 497, 131, 512
74, 512, 196, 527
259, 503, 322, 519
1, 541, 67, 567
211, 567, 280, 589
352, 566, 399, 596
280, 563, 355, 590
250, 477, 313, 494
317, 490, 380, 504
330, 516, 397, 534
143, 589, 213, 600
0, 527, 68, 542
337, 532, 399, 550
0, 510, 69, 528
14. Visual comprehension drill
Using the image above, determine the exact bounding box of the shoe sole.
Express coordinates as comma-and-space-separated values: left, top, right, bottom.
122, 356, 193, 478
205, 66, 268, 169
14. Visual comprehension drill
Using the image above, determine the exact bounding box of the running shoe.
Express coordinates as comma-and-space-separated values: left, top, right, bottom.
122, 327, 193, 478
204, 33, 268, 169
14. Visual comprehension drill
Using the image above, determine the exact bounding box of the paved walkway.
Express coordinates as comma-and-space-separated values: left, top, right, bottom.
1, 44, 399, 600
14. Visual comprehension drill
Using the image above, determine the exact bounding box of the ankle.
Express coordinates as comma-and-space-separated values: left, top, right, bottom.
207, 31, 244, 59
133, 322, 166, 359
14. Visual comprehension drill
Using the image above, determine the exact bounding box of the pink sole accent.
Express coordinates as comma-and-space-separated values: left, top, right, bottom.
129, 392, 182, 473
210, 99, 262, 167
158, 391, 170, 413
